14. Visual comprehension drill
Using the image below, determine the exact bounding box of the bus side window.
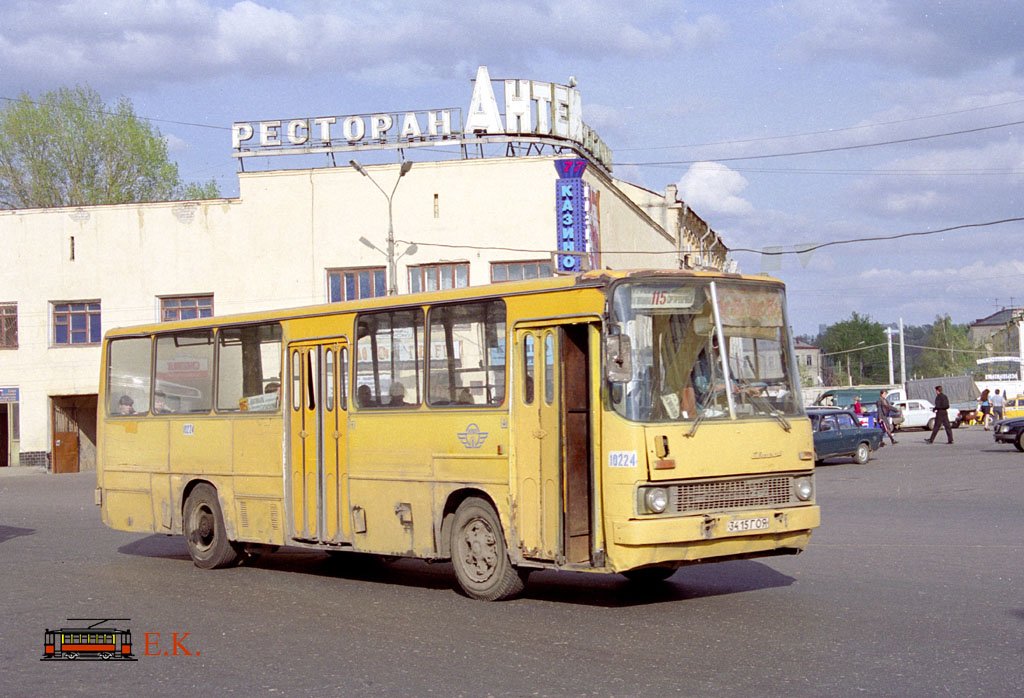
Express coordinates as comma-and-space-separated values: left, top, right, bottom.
216, 323, 282, 412
155, 330, 214, 413
427, 300, 506, 407
106, 337, 152, 416
355, 308, 423, 408
523, 334, 535, 404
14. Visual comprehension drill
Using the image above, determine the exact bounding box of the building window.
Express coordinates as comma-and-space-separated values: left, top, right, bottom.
52, 302, 101, 346
491, 260, 553, 282
0, 303, 16, 348
161, 295, 213, 322
409, 263, 468, 294
328, 267, 386, 302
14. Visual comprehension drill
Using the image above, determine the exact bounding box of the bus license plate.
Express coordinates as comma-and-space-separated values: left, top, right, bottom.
726, 516, 769, 533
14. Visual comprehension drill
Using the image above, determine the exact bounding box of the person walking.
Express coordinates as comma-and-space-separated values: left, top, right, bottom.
979, 388, 992, 430
876, 389, 898, 444
925, 385, 954, 444
992, 389, 1005, 421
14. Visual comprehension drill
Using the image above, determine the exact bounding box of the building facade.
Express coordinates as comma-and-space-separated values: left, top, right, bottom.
0, 153, 727, 471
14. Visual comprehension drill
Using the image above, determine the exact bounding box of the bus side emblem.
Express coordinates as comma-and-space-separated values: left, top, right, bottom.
457, 423, 488, 449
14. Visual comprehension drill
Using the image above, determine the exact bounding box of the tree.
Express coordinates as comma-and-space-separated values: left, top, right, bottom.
817, 312, 888, 385
916, 315, 976, 377
0, 86, 218, 209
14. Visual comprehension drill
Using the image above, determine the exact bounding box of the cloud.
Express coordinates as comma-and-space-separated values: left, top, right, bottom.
779, 0, 1024, 77
676, 162, 754, 217
0, 0, 730, 93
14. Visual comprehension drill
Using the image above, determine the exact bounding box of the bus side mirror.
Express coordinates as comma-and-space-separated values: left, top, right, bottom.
604, 333, 632, 383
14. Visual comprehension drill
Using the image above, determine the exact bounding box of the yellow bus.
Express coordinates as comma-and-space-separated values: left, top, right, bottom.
97, 269, 819, 600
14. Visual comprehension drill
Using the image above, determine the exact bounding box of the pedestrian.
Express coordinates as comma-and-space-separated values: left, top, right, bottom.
876, 389, 897, 444
979, 388, 992, 430
992, 389, 1005, 422
853, 396, 863, 415
926, 385, 954, 444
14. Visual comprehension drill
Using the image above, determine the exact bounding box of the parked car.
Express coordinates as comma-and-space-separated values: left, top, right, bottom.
808, 407, 884, 465
893, 399, 958, 431
993, 416, 1024, 451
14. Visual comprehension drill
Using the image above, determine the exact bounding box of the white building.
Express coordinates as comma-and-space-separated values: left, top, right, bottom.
0, 66, 727, 472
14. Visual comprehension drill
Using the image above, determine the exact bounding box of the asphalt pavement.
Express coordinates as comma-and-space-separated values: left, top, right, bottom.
1, 423, 1021, 697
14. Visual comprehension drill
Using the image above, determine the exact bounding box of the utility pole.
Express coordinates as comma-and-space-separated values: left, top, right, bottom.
884, 327, 896, 385
899, 318, 907, 387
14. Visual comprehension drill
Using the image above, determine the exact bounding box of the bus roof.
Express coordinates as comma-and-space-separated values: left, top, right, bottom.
103, 268, 782, 339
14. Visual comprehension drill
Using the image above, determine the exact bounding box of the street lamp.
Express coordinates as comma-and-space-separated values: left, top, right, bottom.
350, 159, 413, 296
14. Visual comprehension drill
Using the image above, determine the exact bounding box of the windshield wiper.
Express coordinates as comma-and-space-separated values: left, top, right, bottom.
685, 383, 721, 438
733, 376, 792, 432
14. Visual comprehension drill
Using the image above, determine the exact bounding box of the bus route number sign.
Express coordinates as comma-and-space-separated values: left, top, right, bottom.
631, 287, 695, 310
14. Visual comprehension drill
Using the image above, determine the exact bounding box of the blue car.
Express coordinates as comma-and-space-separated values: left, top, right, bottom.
807, 407, 885, 465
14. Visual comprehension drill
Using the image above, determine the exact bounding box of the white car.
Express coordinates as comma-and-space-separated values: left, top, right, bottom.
894, 399, 956, 430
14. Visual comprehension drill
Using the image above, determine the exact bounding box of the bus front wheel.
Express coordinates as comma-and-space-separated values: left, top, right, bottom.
184, 483, 240, 569
450, 498, 525, 601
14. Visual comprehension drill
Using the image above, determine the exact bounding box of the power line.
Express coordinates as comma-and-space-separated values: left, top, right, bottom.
730, 218, 1024, 256
617, 98, 1024, 152
0, 95, 229, 132
618, 119, 1024, 167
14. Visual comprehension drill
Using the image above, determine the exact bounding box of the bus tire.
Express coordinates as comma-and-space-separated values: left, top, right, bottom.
450, 497, 524, 601
184, 483, 240, 569
853, 442, 870, 465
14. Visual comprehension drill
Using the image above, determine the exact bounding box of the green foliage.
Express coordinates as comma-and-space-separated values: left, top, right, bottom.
0, 86, 219, 209
818, 312, 889, 384
916, 315, 975, 377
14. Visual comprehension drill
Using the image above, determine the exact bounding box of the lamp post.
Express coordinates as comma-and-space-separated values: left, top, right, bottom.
350, 159, 412, 296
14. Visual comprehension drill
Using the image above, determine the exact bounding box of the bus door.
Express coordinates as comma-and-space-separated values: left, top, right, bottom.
512, 324, 593, 564
288, 340, 350, 544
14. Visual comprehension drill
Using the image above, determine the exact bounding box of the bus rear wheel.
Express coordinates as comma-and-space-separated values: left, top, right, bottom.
450, 498, 525, 601
184, 483, 241, 569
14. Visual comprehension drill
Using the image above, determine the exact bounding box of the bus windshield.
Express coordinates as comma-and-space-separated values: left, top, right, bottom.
609, 280, 801, 423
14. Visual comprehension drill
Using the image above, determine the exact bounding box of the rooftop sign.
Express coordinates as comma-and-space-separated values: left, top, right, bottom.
231, 66, 611, 170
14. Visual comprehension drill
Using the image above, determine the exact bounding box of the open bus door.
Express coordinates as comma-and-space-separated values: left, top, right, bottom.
512, 323, 593, 564
288, 340, 350, 544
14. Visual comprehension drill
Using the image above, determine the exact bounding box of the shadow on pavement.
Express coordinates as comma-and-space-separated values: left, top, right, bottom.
116, 533, 795, 606
0, 524, 35, 544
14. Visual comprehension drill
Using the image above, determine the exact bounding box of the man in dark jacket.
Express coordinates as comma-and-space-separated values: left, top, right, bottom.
876, 390, 897, 444
925, 385, 954, 444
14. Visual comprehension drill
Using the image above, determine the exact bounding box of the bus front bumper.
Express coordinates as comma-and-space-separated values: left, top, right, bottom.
608, 505, 820, 567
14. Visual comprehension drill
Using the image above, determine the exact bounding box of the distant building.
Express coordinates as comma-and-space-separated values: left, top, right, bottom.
793, 339, 823, 387
968, 307, 1020, 347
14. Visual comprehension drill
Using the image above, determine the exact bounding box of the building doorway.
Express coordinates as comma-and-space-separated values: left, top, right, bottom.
51, 395, 98, 474
0, 404, 8, 467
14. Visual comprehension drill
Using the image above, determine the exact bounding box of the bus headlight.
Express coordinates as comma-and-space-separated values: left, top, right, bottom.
644, 487, 669, 514
794, 477, 813, 501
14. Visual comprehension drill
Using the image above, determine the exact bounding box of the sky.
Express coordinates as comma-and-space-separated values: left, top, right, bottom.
2, 0, 1023, 337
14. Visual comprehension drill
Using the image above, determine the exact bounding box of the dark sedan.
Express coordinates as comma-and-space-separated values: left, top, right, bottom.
993, 416, 1024, 451
808, 407, 885, 465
